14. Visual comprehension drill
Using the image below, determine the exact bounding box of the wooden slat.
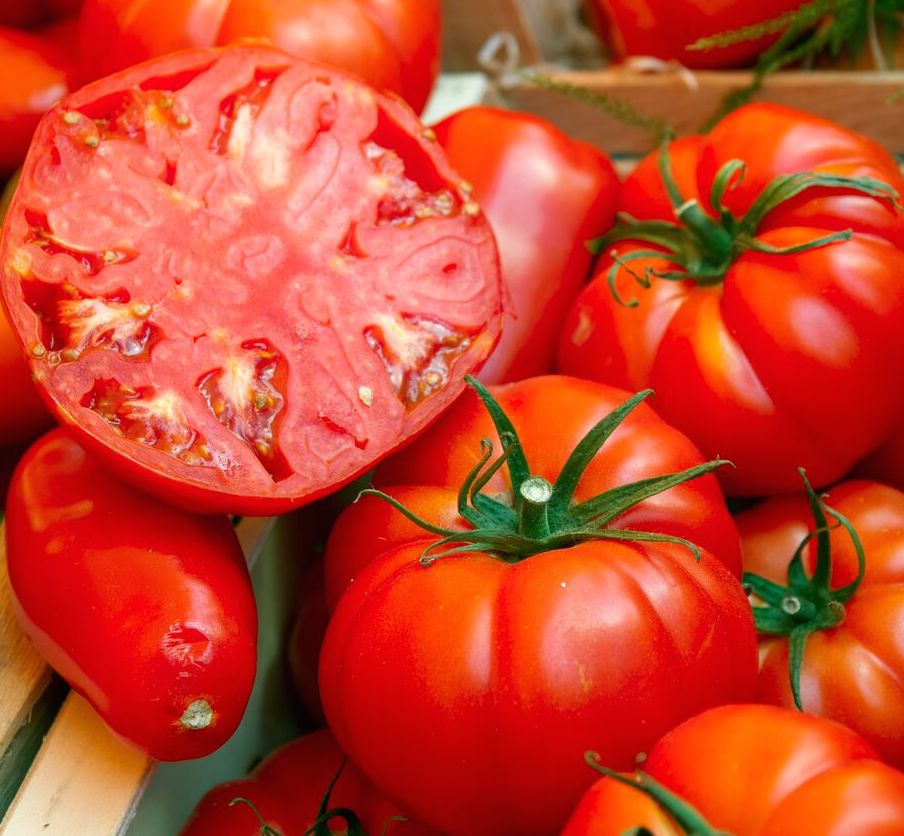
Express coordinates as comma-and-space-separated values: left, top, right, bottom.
441, 0, 541, 71
0, 516, 274, 834
500, 68, 904, 156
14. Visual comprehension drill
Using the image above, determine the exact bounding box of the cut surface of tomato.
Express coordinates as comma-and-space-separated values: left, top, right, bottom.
0, 45, 502, 513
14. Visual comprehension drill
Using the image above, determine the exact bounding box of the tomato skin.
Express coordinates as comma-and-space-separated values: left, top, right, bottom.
180, 728, 437, 835
0, 26, 74, 175
432, 106, 620, 384
78, 0, 440, 112
563, 704, 904, 836
558, 103, 904, 496
1, 45, 501, 515
5, 429, 257, 760
588, 0, 807, 69
738, 480, 904, 768
319, 376, 755, 836
0, 304, 52, 445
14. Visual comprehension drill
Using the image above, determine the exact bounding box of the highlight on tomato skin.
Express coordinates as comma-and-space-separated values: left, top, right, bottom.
0, 43, 503, 516
432, 105, 621, 385
562, 704, 904, 836
5, 428, 258, 761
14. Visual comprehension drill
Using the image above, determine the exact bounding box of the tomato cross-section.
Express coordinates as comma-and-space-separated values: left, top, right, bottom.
0, 45, 502, 514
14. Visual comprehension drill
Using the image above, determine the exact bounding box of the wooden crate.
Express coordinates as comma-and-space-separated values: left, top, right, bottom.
0, 516, 274, 835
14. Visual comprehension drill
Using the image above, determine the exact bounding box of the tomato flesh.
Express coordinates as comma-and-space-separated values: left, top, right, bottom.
0, 45, 502, 514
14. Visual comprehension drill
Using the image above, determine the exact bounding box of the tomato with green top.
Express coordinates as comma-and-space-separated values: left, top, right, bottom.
558, 103, 904, 496
562, 704, 904, 835
320, 376, 756, 836
739, 476, 904, 768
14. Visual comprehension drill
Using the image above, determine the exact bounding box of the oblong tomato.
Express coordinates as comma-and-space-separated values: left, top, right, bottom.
0, 44, 502, 514
563, 704, 904, 836
180, 728, 437, 835
432, 106, 620, 384
738, 480, 904, 768
77, 0, 441, 112
558, 103, 904, 496
320, 376, 756, 836
5, 429, 257, 760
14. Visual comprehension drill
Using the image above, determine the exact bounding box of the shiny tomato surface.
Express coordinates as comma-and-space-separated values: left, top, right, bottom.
5, 429, 257, 760
558, 103, 904, 496
181, 728, 437, 835
562, 704, 904, 835
739, 480, 904, 767
433, 106, 620, 383
320, 376, 756, 835
588, 0, 807, 68
78, 0, 441, 112
0, 44, 502, 514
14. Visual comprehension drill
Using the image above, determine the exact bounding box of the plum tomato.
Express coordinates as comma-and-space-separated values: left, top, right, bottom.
0, 44, 502, 514
5, 429, 257, 760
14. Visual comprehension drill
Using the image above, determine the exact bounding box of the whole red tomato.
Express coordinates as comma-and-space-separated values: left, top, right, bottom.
432, 106, 620, 384
181, 728, 437, 835
558, 103, 904, 496
856, 422, 904, 490
738, 477, 904, 768
562, 703, 904, 835
587, 0, 807, 69
5, 429, 257, 760
0, 26, 75, 175
320, 376, 756, 835
0, 44, 502, 515
78, 0, 440, 112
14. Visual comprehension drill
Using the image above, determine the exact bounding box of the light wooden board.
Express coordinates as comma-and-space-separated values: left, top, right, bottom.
500, 68, 904, 156
441, 0, 541, 71
0, 516, 274, 836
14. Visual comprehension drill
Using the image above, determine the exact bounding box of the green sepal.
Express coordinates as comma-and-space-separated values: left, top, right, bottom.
228, 797, 282, 836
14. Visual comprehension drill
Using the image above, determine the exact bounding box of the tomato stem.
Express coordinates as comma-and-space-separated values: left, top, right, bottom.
743, 468, 866, 711
583, 752, 730, 835
361, 379, 729, 564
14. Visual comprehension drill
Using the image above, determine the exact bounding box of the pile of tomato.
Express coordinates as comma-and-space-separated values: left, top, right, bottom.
3, 2, 904, 835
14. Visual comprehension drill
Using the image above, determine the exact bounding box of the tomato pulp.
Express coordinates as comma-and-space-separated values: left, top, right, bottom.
0, 45, 502, 514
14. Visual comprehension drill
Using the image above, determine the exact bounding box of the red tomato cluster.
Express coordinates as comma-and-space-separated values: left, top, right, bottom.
2, 5, 904, 836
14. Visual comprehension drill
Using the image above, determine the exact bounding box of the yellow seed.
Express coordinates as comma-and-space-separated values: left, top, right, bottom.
31, 344, 46, 357
358, 385, 373, 407
61, 111, 80, 125
175, 114, 191, 127
463, 201, 480, 217
422, 127, 437, 142
460, 180, 474, 194
132, 303, 151, 318
159, 95, 174, 110
84, 135, 100, 148
253, 393, 268, 410
61, 348, 80, 362
424, 371, 442, 386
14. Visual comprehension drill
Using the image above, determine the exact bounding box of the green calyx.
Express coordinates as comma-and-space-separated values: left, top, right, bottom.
743, 468, 866, 712
361, 377, 729, 565
583, 753, 730, 836
590, 142, 900, 307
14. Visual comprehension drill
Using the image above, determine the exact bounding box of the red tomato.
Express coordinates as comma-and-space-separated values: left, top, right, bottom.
0, 26, 74, 175
0, 304, 52, 445
856, 423, 904, 490
0, 1, 82, 29
0, 44, 502, 515
320, 376, 756, 835
5, 429, 257, 760
558, 103, 904, 496
181, 728, 437, 835
432, 106, 620, 384
78, 0, 440, 112
738, 479, 904, 768
562, 704, 904, 835
287, 559, 329, 726
587, 0, 807, 69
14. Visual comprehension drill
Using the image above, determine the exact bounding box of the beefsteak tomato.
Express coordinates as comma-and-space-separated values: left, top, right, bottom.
5, 429, 257, 760
0, 44, 502, 514
432, 106, 620, 384
586, 0, 807, 69
558, 103, 904, 496
78, 0, 441, 112
181, 728, 437, 835
320, 376, 756, 835
562, 703, 904, 835
739, 476, 904, 768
